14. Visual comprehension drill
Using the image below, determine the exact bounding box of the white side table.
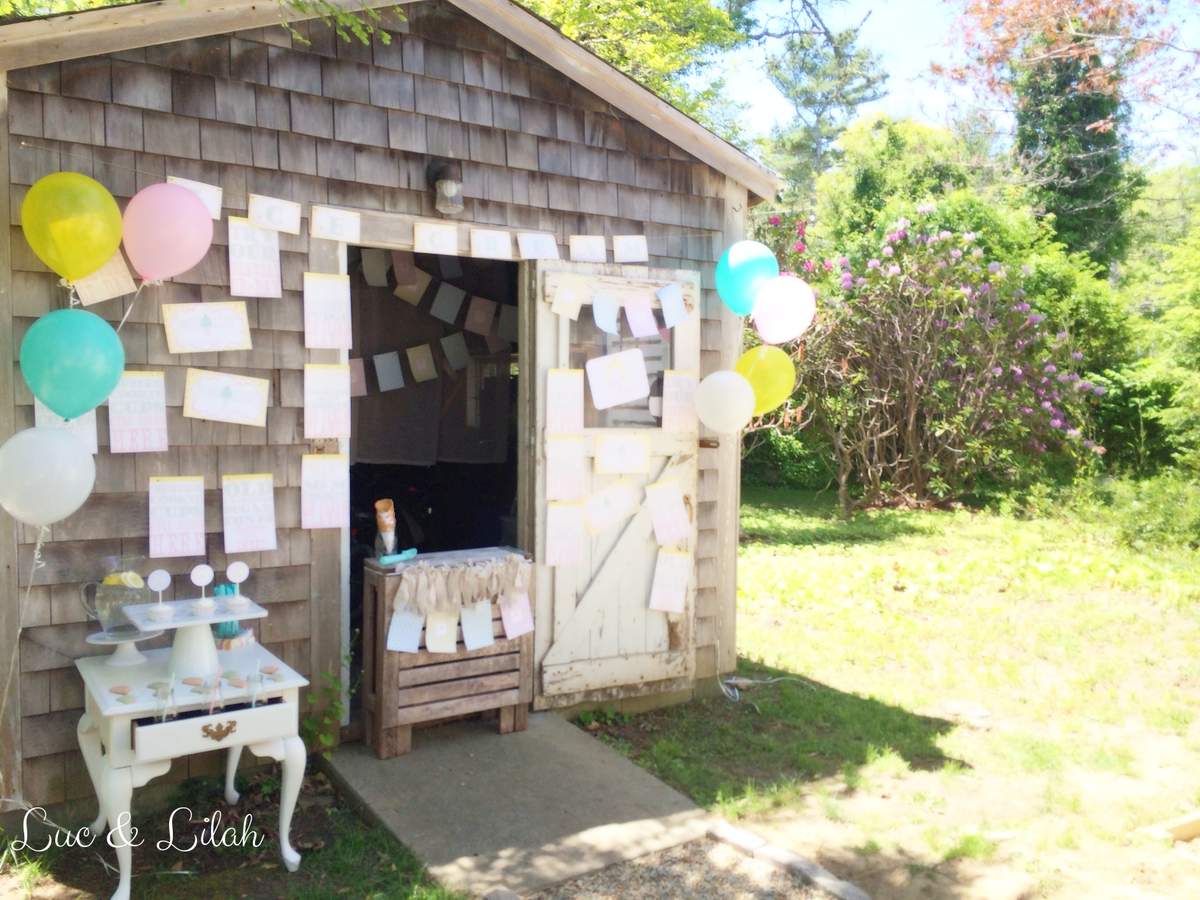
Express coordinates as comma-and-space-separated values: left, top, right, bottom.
75, 643, 309, 900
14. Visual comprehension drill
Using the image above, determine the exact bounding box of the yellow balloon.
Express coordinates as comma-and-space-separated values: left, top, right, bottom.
20, 173, 122, 282
735, 345, 795, 415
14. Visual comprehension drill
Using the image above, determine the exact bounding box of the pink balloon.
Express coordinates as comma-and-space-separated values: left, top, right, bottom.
752, 275, 816, 344
122, 183, 213, 280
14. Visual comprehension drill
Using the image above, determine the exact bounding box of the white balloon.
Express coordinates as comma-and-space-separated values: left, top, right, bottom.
695, 371, 755, 434
0, 427, 95, 527
752, 276, 816, 344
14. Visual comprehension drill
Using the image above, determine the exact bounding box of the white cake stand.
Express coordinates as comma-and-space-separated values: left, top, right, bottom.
85, 628, 165, 667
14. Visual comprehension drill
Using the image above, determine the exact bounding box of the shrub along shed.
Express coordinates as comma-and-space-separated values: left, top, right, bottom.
0, 0, 778, 808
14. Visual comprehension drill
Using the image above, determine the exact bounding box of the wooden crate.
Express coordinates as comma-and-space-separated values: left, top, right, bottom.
361, 559, 533, 758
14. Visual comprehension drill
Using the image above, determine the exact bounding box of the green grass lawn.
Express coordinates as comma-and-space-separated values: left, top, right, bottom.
588, 487, 1200, 898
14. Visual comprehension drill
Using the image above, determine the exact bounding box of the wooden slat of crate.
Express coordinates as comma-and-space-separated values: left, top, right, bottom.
394, 669, 520, 710
392, 688, 521, 727
397, 651, 519, 687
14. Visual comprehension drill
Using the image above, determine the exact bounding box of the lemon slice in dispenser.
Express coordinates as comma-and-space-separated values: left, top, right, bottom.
119, 571, 145, 589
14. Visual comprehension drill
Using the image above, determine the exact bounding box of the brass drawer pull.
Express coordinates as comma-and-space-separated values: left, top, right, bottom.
201, 721, 238, 742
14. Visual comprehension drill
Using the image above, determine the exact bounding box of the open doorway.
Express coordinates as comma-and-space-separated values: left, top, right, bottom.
345, 249, 521, 701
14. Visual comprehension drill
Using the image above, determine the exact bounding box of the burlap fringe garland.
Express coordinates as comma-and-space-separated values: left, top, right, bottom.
383, 552, 532, 616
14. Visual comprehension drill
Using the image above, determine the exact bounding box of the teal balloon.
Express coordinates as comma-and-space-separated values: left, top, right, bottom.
20, 309, 124, 419
715, 241, 780, 315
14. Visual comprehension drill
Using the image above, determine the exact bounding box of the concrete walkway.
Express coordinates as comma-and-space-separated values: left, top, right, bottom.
326, 712, 714, 896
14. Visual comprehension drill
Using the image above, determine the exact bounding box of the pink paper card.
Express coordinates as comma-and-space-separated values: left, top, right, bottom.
661, 370, 698, 433
228, 216, 281, 298
545, 501, 585, 566
221, 473, 277, 553
391, 251, 418, 285
303, 272, 353, 350
546, 369, 584, 434
649, 549, 691, 613
645, 478, 690, 546
585, 349, 650, 410
460, 598, 495, 651
624, 292, 659, 338
349, 358, 368, 397
500, 591, 534, 639
108, 371, 169, 453
546, 435, 586, 501
34, 398, 97, 454
304, 364, 351, 438
301, 453, 349, 529
149, 476, 206, 558
464, 296, 497, 335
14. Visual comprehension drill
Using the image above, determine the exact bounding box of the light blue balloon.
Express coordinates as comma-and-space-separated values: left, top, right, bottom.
19, 309, 124, 419
715, 241, 780, 316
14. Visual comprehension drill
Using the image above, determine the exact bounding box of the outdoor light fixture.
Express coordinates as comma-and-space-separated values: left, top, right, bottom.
430, 160, 464, 216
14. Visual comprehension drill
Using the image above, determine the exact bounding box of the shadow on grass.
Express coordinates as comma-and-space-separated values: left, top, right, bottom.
739, 487, 934, 547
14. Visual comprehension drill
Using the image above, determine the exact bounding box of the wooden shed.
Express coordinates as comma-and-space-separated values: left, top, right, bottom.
0, 0, 778, 807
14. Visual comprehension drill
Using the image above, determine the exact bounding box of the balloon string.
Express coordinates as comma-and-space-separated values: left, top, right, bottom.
23, 526, 49, 609
115, 281, 151, 333
58, 277, 81, 308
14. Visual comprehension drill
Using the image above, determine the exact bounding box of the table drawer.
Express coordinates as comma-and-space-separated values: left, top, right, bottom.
133, 700, 297, 762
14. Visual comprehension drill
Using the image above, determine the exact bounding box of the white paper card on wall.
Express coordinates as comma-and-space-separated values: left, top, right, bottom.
301, 453, 349, 529
657, 282, 689, 328
439, 333, 470, 371
500, 591, 534, 639
310, 205, 361, 243
34, 398, 97, 454
592, 292, 620, 335
183, 368, 270, 427
645, 478, 690, 546
360, 248, 391, 287
386, 606, 423, 652
303, 272, 353, 350
585, 480, 640, 533
464, 296, 497, 336
585, 348, 650, 410
569, 235, 607, 263
349, 358, 368, 397
460, 599, 495, 651
414, 222, 460, 256
662, 370, 698, 433
649, 548, 691, 614
108, 371, 168, 453
624, 292, 658, 338
406, 345, 439, 382
546, 435, 586, 501
167, 176, 222, 219
303, 364, 351, 438
613, 235, 649, 263
221, 473, 277, 554
162, 301, 253, 354
594, 433, 650, 474
394, 268, 432, 305
498, 305, 519, 342
550, 277, 586, 320
228, 216, 281, 299
424, 609, 458, 653
469, 228, 514, 260
545, 501, 585, 566
430, 282, 467, 325
247, 193, 301, 235
373, 351, 405, 391
74, 250, 137, 305
516, 232, 559, 260
149, 476, 206, 558
546, 369, 584, 434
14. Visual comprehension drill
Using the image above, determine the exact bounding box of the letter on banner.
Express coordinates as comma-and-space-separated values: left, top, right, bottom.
228, 216, 281, 298
301, 453, 349, 529
108, 371, 169, 453
424, 609, 459, 653
34, 399, 97, 455
149, 476, 206, 558
221, 473, 277, 554
623, 292, 658, 338
162, 301, 252, 354
309, 206, 361, 243
303, 272, 352, 350
303, 364, 351, 438
247, 193, 302, 235
414, 222, 459, 256
612, 235, 649, 263
184, 368, 270, 427
460, 599, 495, 651
516, 232, 559, 260
500, 592, 534, 639
649, 548, 691, 614
387, 606, 423, 652
470, 229, 513, 260
568, 235, 606, 262
585, 349, 649, 410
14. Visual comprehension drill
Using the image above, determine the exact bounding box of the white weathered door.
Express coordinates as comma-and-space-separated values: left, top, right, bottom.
521, 260, 701, 707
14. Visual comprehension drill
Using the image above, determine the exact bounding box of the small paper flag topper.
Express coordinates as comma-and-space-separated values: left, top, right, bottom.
227, 561, 250, 585
147, 568, 171, 600
191, 563, 214, 598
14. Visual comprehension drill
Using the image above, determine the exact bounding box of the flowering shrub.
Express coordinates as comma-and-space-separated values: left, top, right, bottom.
758, 206, 1105, 511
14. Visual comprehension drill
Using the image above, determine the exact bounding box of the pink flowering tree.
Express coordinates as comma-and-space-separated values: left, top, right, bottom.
757, 207, 1105, 512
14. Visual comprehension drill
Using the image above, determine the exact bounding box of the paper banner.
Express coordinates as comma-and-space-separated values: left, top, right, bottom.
585, 480, 640, 533
498, 305, 519, 342
569, 235, 606, 262
166, 176, 222, 219
184, 368, 270, 427
662, 370, 698, 433
373, 351, 405, 391
658, 282, 689, 328
546, 435, 586, 501
460, 598, 495, 651
34, 398, 97, 454
414, 222, 460, 256
470, 228, 514, 260
303, 272, 353, 350
545, 501, 585, 566
407, 344, 438, 382
592, 292, 620, 335
516, 232, 559, 260
149, 475, 206, 558
301, 453, 349, 529
649, 548, 691, 614
304, 364, 351, 438
546, 369, 584, 434
645, 478, 690, 546
613, 235, 649, 263
391, 250, 418, 285
74, 251, 136, 305
550, 276, 586, 320
624, 292, 658, 338
585, 349, 649, 410
221, 473, 277, 553
594, 433, 649, 474
360, 248, 391, 286
430, 282, 467, 324
228, 216, 281, 299
440, 332, 470, 371
387, 606, 423, 652
349, 358, 368, 397
394, 268, 432, 305
500, 591, 534, 639
162, 301, 252, 354
248, 193, 301, 235
424, 609, 458, 653
108, 371, 168, 453
310, 205, 361, 242
464, 296, 497, 336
